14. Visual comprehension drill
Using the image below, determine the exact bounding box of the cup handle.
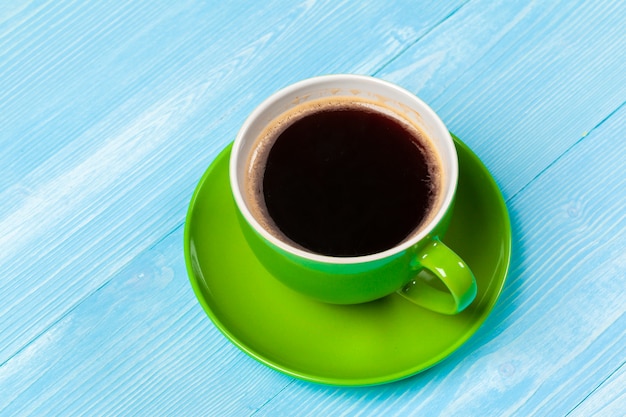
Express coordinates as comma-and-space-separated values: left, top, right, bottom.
397, 239, 477, 314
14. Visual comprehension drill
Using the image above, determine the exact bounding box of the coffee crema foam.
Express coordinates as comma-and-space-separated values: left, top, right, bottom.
244, 96, 444, 255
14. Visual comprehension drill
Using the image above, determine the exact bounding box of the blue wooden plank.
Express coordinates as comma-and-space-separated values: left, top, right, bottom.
376, 0, 626, 200
0, 228, 292, 416
569, 363, 626, 417
243, 92, 626, 416
0, 0, 464, 365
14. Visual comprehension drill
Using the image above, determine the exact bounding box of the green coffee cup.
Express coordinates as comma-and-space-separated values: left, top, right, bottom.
230, 75, 476, 314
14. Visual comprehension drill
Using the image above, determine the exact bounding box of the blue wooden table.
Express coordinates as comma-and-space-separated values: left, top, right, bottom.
1, 1, 624, 415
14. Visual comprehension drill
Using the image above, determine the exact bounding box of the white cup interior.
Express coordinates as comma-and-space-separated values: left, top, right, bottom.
230, 74, 457, 264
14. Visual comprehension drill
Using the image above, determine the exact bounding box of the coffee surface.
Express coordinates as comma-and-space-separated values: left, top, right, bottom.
249, 100, 439, 257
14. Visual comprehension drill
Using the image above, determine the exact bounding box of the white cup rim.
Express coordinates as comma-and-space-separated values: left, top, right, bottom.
230, 74, 457, 265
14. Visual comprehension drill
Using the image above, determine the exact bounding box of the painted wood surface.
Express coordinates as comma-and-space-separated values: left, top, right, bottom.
1, 0, 624, 416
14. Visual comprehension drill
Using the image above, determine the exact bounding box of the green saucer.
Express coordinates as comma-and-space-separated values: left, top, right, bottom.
184, 136, 511, 386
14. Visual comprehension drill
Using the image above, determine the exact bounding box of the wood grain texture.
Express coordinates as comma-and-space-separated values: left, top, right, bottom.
1, 0, 625, 415
569, 363, 626, 417
375, 0, 626, 200
0, 0, 464, 364
0, 230, 292, 416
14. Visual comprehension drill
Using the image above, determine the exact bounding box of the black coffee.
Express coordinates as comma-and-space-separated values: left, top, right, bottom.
251, 100, 440, 257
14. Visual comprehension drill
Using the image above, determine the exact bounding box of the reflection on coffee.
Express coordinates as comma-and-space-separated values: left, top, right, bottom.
247, 98, 442, 257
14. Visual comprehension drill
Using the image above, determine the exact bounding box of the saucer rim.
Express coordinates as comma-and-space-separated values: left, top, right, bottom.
184, 135, 511, 386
